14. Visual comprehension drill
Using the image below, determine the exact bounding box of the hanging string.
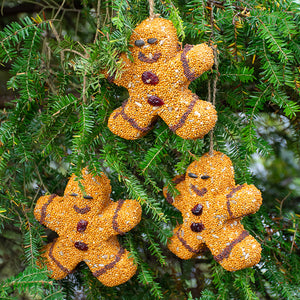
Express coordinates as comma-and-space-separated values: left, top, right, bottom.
148, 0, 160, 19
208, 79, 214, 156
208, 2, 219, 156
148, 0, 155, 18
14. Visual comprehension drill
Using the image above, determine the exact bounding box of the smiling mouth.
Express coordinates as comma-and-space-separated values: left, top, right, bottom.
138, 51, 161, 63
190, 184, 208, 197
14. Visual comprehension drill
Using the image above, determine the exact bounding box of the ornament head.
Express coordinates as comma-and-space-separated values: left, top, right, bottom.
130, 17, 179, 64
185, 151, 235, 196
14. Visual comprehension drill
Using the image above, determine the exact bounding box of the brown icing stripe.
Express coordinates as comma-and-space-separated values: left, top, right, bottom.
226, 200, 233, 217
176, 43, 182, 52
166, 174, 186, 204
181, 44, 197, 81
114, 100, 156, 132
40, 194, 57, 224
173, 174, 186, 185
121, 110, 155, 132
107, 71, 116, 83
176, 229, 199, 254
138, 52, 161, 63
166, 193, 174, 204
73, 205, 91, 214
93, 248, 125, 277
190, 185, 208, 197
49, 239, 71, 274
214, 230, 249, 262
169, 95, 198, 132
226, 185, 244, 217
112, 199, 125, 235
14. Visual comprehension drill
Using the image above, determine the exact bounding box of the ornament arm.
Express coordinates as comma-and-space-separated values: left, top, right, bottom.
166, 43, 214, 85
225, 184, 262, 219
98, 199, 142, 237
103, 53, 134, 87
163, 175, 188, 211
34, 194, 65, 232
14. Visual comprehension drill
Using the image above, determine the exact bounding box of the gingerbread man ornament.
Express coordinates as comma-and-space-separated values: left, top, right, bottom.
34, 168, 142, 286
163, 151, 262, 271
107, 17, 217, 140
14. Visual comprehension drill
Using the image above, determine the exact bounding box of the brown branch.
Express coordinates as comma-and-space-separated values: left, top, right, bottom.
94, 0, 101, 43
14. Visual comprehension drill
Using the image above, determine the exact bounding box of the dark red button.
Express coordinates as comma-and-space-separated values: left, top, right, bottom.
77, 219, 88, 232
191, 204, 203, 216
148, 95, 164, 106
142, 71, 159, 85
74, 241, 89, 251
191, 222, 205, 232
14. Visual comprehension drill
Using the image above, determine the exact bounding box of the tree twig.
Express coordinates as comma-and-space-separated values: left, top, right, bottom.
94, 0, 101, 43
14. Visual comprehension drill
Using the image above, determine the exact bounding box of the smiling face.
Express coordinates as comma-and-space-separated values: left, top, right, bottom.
64, 168, 111, 212
185, 151, 235, 197
130, 18, 179, 64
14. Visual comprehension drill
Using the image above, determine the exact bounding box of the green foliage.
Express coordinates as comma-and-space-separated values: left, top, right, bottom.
0, 0, 299, 299
0, 266, 65, 299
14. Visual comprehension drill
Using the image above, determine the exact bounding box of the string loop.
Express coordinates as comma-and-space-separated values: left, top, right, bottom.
148, 0, 159, 19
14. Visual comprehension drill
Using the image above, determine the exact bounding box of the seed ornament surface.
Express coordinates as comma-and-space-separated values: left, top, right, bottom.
106, 17, 217, 140
163, 151, 262, 271
34, 168, 142, 286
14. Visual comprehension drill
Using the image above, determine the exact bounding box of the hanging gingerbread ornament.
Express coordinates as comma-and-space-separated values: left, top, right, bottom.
106, 17, 217, 140
34, 168, 142, 286
163, 151, 262, 271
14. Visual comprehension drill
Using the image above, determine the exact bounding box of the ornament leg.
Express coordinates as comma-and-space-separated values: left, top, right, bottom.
108, 100, 157, 140
86, 238, 137, 287
42, 238, 82, 279
160, 94, 217, 139
168, 225, 206, 259
208, 221, 261, 271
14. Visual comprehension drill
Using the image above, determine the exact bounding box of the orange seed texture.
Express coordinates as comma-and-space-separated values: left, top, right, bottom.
34, 168, 142, 286
163, 151, 262, 271
106, 17, 217, 140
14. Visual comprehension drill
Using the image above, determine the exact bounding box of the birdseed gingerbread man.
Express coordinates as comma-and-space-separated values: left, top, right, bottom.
106, 17, 217, 140
163, 151, 262, 271
34, 168, 142, 286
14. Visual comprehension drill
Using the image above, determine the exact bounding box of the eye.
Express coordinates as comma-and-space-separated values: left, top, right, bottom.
147, 38, 157, 44
188, 172, 198, 178
135, 39, 145, 47
201, 175, 210, 179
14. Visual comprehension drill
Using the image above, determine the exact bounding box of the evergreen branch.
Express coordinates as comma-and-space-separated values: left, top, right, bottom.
144, 225, 167, 266
261, 40, 282, 87
1, 268, 51, 288
271, 89, 300, 118
262, 261, 300, 299
123, 174, 167, 223
43, 289, 65, 300
0, 17, 35, 44
0, 17, 49, 62
126, 234, 163, 299
233, 270, 259, 300
51, 94, 78, 117
22, 213, 35, 267
256, 15, 291, 62
165, 0, 186, 40
25, 30, 38, 101
198, 289, 216, 299
250, 84, 270, 120
2, 279, 52, 288
141, 144, 167, 173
